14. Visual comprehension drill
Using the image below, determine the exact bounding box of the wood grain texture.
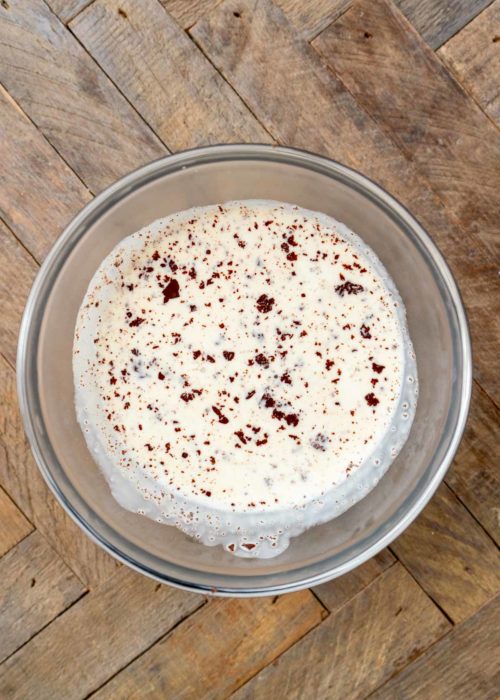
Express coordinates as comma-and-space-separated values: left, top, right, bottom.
0, 0, 166, 195
0, 86, 91, 262
0, 221, 38, 367
285, 0, 499, 46
0, 532, 85, 664
0, 487, 32, 558
372, 595, 500, 700
277, 0, 495, 43
93, 591, 325, 699
191, 0, 500, 401
313, 548, 395, 611
161, 0, 223, 28
233, 564, 450, 700
0, 355, 120, 587
439, 0, 500, 128
391, 484, 500, 623
45, 0, 93, 24
447, 382, 500, 545
163, 0, 491, 43
0, 567, 203, 700
313, 0, 500, 259
163, 0, 349, 38
275, 0, 350, 39
70, 0, 270, 152
395, 0, 495, 48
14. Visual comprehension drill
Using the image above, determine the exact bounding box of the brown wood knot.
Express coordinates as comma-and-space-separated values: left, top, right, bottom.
233, 11, 241, 18
493, 36, 500, 43
30, 578, 36, 588
1, 0, 10, 9
118, 8, 127, 18
364, 31, 373, 39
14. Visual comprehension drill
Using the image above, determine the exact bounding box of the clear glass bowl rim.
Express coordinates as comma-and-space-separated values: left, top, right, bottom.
17, 144, 472, 596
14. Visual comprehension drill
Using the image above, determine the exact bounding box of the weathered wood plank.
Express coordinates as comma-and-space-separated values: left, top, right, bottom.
93, 591, 325, 699
161, 0, 223, 29
0, 531, 85, 664
274, 0, 350, 39
313, 548, 395, 612
0, 486, 32, 558
274, 0, 496, 44
447, 382, 500, 545
232, 564, 450, 700
313, 0, 500, 259
438, 0, 500, 128
0, 86, 91, 262
395, 0, 495, 49
163, 0, 489, 44
391, 483, 500, 623
0, 354, 120, 587
70, 0, 270, 152
191, 0, 500, 401
0, 221, 38, 367
0, 567, 203, 700
0, 0, 166, 195
163, 0, 350, 38
372, 595, 500, 700
45, 0, 93, 24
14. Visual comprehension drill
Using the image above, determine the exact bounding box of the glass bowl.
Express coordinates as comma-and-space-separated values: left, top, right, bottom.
17, 145, 472, 596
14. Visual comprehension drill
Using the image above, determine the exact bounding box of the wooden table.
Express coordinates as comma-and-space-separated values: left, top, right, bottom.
1, 0, 499, 697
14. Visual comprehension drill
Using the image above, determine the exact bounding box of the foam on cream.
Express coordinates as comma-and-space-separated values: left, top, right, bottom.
73, 201, 417, 557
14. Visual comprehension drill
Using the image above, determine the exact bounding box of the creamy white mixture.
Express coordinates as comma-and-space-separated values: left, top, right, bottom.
74, 201, 417, 557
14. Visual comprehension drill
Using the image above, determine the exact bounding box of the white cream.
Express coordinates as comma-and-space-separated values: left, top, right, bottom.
74, 201, 417, 557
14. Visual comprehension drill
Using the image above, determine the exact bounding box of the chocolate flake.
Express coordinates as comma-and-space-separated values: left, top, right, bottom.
365, 392, 380, 406
335, 281, 364, 297
129, 317, 145, 327
256, 294, 275, 313
212, 406, 229, 424
162, 278, 180, 303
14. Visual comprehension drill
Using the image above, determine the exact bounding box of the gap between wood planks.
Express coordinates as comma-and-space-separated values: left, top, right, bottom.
311, 0, 500, 261
436, 55, 500, 135
85, 596, 327, 699
81, 595, 210, 699
0, 85, 92, 212
426, 0, 496, 48
0, 218, 39, 268
0, 586, 89, 668
40, 1, 173, 190
62, 0, 498, 46
0, 524, 33, 561
1, 351, 13, 371
387, 546, 455, 626
67, 0, 275, 153
228, 565, 452, 699
437, 1, 500, 134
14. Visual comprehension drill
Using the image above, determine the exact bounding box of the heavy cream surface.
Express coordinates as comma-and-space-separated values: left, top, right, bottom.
73, 201, 417, 557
